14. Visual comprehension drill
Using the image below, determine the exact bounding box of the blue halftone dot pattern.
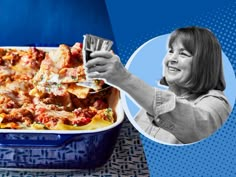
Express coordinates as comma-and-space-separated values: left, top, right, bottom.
115, 1, 236, 177
142, 105, 236, 177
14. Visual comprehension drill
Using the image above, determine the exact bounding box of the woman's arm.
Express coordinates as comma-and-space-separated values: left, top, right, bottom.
85, 51, 156, 114
85, 51, 231, 144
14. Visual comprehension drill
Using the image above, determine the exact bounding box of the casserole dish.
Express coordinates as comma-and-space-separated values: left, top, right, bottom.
0, 47, 124, 169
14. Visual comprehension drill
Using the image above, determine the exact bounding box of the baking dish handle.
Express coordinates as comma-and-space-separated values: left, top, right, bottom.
0, 133, 76, 147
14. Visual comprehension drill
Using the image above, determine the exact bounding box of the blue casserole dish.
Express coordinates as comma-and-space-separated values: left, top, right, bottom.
0, 95, 124, 169
0, 47, 125, 169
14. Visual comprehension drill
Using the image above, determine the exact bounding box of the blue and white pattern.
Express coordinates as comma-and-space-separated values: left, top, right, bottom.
0, 118, 150, 177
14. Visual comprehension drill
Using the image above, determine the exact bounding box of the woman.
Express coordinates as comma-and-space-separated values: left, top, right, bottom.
85, 26, 232, 144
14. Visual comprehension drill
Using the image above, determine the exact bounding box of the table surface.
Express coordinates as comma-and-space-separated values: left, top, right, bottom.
0, 117, 150, 177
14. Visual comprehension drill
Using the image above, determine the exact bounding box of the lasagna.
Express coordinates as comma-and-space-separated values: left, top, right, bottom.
0, 43, 117, 130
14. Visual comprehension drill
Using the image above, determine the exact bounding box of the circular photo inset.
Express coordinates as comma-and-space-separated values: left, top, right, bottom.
121, 27, 236, 145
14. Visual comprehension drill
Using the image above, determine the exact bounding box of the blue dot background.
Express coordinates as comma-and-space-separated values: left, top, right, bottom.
106, 0, 236, 176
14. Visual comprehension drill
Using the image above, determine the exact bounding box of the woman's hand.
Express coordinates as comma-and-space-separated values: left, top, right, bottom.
85, 50, 155, 115
85, 51, 131, 87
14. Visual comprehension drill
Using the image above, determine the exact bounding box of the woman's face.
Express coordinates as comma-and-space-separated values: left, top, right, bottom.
164, 39, 193, 88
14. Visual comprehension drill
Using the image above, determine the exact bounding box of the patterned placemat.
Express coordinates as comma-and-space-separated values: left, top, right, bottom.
0, 116, 149, 177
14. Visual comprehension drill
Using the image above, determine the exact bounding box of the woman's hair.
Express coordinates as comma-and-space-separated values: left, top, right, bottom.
160, 26, 226, 94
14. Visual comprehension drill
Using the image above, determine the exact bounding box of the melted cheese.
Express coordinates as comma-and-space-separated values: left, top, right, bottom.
0, 45, 116, 130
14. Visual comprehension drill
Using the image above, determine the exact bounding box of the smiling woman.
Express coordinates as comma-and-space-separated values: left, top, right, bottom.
160, 27, 226, 99
162, 37, 193, 96
85, 26, 232, 144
